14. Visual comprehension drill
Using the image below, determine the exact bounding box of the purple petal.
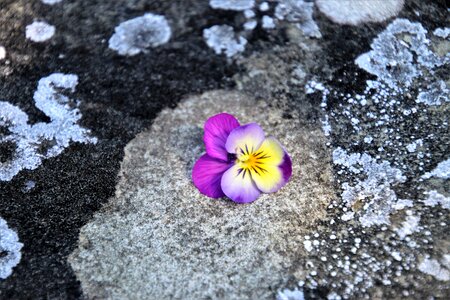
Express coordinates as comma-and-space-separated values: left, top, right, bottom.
280, 151, 292, 183
221, 164, 261, 203
204, 113, 240, 161
192, 154, 232, 198
225, 123, 265, 155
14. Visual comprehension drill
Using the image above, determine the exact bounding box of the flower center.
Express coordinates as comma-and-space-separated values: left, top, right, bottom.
237, 153, 258, 169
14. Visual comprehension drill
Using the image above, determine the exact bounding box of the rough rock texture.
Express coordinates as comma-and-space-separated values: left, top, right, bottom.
69, 90, 335, 299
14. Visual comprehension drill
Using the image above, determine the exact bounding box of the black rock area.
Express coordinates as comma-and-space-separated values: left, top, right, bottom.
0, 1, 235, 298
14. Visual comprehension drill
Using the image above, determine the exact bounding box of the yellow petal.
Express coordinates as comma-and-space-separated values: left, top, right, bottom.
254, 137, 284, 166
250, 137, 287, 193
249, 164, 283, 193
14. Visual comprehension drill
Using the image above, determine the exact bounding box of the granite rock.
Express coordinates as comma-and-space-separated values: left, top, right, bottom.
69, 90, 336, 299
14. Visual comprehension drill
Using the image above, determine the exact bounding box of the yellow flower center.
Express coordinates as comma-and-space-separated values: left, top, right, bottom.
237, 153, 257, 168
235, 145, 270, 178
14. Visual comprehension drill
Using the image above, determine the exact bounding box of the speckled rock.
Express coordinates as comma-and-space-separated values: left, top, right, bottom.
69, 90, 336, 299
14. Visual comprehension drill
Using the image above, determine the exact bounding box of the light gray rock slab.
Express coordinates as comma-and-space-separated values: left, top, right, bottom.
69, 90, 335, 299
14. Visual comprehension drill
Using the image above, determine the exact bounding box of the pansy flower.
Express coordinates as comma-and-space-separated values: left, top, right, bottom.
192, 113, 292, 203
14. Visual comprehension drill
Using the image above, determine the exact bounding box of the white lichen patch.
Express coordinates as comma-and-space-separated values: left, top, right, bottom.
422, 190, 450, 210
321, 115, 331, 137
433, 27, 450, 39
0, 217, 23, 279
259, 2, 269, 12
395, 213, 421, 240
0, 46, 5, 60
355, 19, 446, 90
327, 292, 342, 300
262, 16, 275, 29
243, 20, 257, 31
0, 102, 40, 181
210, 0, 254, 11
393, 199, 413, 210
406, 139, 423, 153
41, 0, 62, 4
108, 13, 171, 56
203, 25, 247, 57
22, 180, 36, 192
416, 81, 449, 106
276, 288, 305, 300
303, 239, 313, 252
0, 73, 97, 181
244, 9, 255, 19
25, 21, 55, 42
31, 74, 97, 155
418, 257, 450, 281
422, 158, 450, 180
274, 0, 321, 38
316, 0, 404, 25
305, 80, 330, 137
333, 147, 406, 227
305, 80, 325, 94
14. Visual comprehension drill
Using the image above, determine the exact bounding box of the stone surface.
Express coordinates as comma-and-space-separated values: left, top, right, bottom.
69, 90, 335, 299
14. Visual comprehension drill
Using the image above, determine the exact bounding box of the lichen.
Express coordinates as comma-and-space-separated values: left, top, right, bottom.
259, 2, 269, 12
422, 190, 450, 209
274, 0, 321, 38
0, 217, 23, 279
0, 102, 40, 181
0, 46, 5, 60
418, 257, 450, 281
0, 74, 97, 181
203, 25, 247, 57
355, 19, 446, 90
395, 213, 421, 240
416, 81, 449, 106
422, 158, 450, 180
333, 147, 406, 227
209, 0, 254, 11
41, 0, 62, 4
25, 21, 55, 42
261, 16, 275, 29
243, 20, 257, 31
276, 288, 305, 300
433, 27, 450, 39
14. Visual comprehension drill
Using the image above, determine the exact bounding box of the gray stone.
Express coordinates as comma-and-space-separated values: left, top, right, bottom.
69, 90, 335, 299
